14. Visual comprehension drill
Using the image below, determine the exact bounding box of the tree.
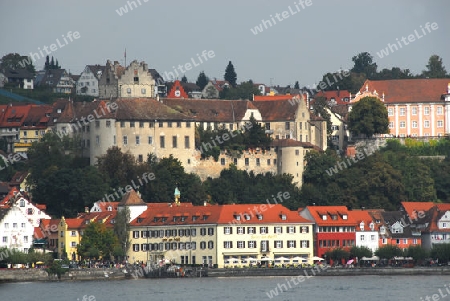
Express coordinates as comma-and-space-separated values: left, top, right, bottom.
350, 246, 373, 260
224, 61, 237, 87
375, 245, 403, 260
374, 67, 414, 80
46, 260, 68, 280
405, 245, 428, 264
0, 53, 36, 75
114, 206, 130, 259
243, 116, 272, 149
324, 248, 350, 264
351, 52, 377, 79
348, 96, 389, 137
430, 243, 450, 264
196, 71, 209, 90
96, 146, 144, 188
422, 55, 448, 78
77, 222, 119, 260
181, 75, 187, 83
45, 56, 61, 70
220, 80, 261, 100
294, 81, 300, 89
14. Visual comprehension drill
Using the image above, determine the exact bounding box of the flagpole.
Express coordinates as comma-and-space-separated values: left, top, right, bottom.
124, 48, 127, 66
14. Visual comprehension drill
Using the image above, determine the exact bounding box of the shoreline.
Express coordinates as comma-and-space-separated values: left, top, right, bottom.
1, 266, 450, 283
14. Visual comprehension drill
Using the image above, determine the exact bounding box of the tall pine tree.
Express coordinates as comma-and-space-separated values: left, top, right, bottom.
224, 61, 237, 87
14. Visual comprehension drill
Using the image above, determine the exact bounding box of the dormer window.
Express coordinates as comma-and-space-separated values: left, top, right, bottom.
192, 216, 198, 221
380, 226, 386, 234
111, 219, 116, 224
202, 215, 208, 220
257, 214, 263, 220
322, 215, 327, 220
360, 222, 365, 231
332, 215, 338, 220
235, 215, 241, 221
181, 216, 186, 222
173, 216, 177, 222
342, 214, 348, 220
280, 214, 286, 220
85, 220, 90, 224
107, 206, 112, 211
244, 214, 250, 220
369, 222, 375, 230
376, 219, 381, 224
153, 217, 159, 222
161, 217, 167, 222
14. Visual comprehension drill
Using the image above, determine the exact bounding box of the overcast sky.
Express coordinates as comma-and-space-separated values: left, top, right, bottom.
0, 0, 448, 87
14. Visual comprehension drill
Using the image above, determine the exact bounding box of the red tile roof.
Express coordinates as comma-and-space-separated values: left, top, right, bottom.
167, 80, 189, 98
303, 206, 356, 226
348, 210, 375, 229
314, 90, 351, 105
359, 79, 450, 104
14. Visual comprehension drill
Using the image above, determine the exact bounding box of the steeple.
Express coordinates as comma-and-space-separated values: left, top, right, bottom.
174, 186, 180, 206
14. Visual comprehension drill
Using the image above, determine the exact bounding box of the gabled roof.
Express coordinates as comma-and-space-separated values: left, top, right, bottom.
252, 100, 300, 121
217, 204, 312, 224
348, 210, 375, 230
314, 90, 351, 105
87, 65, 106, 80
114, 98, 192, 121
358, 79, 450, 104
119, 190, 146, 206
303, 206, 356, 226
162, 99, 253, 122
166, 80, 189, 98
3, 68, 34, 79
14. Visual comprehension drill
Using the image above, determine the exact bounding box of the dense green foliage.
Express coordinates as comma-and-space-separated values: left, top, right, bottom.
77, 222, 119, 260
219, 80, 261, 100
196, 116, 272, 160
224, 61, 237, 87
348, 96, 389, 137
375, 245, 404, 259
301, 139, 450, 210
195, 71, 209, 90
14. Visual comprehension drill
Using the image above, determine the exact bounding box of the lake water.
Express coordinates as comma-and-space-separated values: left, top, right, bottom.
0, 275, 449, 301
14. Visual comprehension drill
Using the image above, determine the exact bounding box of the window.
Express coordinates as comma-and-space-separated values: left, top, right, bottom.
133, 244, 139, 252
172, 136, 177, 148
123, 136, 128, 145
200, 242, 206, 249
371, 235, 375, 241
184, 136, 190, 149
208, 241, 214, 249
71, 231, 76, 237
287, 226, 296, 234
285, 122, 290, 130
120, 121, 125, 128
274, 240, 283, 248
21, 223, 25, 228
412, 121, 418, 128
260, 227, 268, 234
388, 108, 393, 116
424, 120, 430, 128
237, 227, 245, 234
265, 123, 270, 130
208, 228, 214, 235
23, 236, 28, 243
2, 237, 7, 243
245, 158, 249, 166
148, 136, 153, 144
267, 159, 270, 165
233, 158, 238, 165
19, 199, 25, 207
389, 122, 394, 129
400, 108, 405, 116
400, 121, 405, 128
237, 241, 245, 249
141, 88, 146, 94
135, 136, 140, 145
300, 240, 309, 248
220, 158, 226, 165
138, 154, 143, 162
133, 231, 139, 238
130, 121, 135, 128
424, 107, 430, 115
437, 106, 443, 115
261, 240, 269, 252
274, 226, 282, 234
411, 107, 417, 115
149, 122, 154, 128
167, 122, 172, 128
437, 120, 443, 128
95, 120, 100, 128
13, 223, 17, 228
256, 158, 260, 166
248, 241, 256, 249
247, 227, 256, 234
224, 227, 232, 234
27, 208, 33, 215
224, 241, 233, 249
159, 121, 163, 128
288, 240, 296, 248
106, 120, 111, 127
360, 235, 365, 241
160, 136, 165, 148
200, 228, 206, 236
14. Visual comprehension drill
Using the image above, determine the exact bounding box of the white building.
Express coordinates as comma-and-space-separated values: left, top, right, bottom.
0, 207, 34, 253
76, 65, 105, 97
352, 211, 379, 255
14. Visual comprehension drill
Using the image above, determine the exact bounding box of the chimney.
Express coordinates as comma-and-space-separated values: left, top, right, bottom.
85, 206, 89, 213
204, 201, 207, 206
